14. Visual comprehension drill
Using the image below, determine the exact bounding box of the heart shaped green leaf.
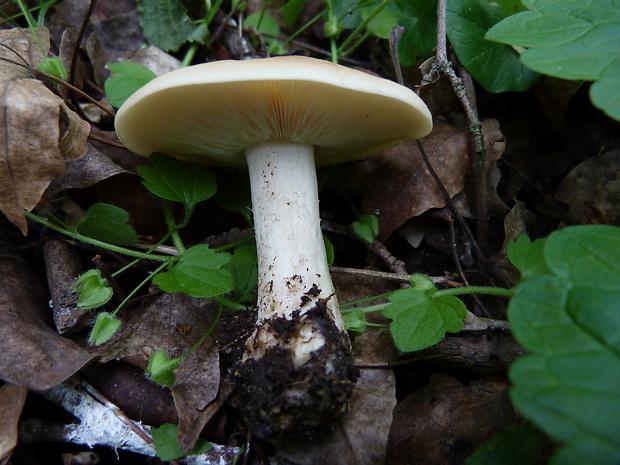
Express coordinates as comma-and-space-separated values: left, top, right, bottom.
154, 244, 233, 298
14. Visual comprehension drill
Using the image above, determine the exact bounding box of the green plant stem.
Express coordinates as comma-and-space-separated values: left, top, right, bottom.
183, 303, 223, 358
336, 0, 393, 55
213, 234, 254, 253
111, 232, 173, 278
435, 286, 515, 298
25, 211, 173, 262
343, 286, 515, 315
13, 0, 49, 56
162, 201, 186, 254
330, 37, 339, 63
282, 9, 325, 46
214, 295, 248, 311
344, 302, 389, 314
182, 44, 198, 67
111, 262, 169, 317
323, 0, 339, 63
341, 30, 370, 56
341, 290, 395, 309
204, 0, 225, 28
365, 322, 389, 328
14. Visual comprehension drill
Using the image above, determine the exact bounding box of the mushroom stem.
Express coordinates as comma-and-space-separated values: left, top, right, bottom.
241, 140, 357, 437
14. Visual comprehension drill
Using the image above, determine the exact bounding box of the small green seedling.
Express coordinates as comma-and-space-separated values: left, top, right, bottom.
89, 312, 121, 346
151, 423, 212, 460
146, 350, 183, 386
352, 212, 380, 243
71, 269, 113, 309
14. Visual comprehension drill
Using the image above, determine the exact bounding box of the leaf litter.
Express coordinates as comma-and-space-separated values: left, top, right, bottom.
0, 28, 89, 234
0, 0, 619, 463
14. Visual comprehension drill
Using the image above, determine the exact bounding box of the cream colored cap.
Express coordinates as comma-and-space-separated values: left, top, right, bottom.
115, 56, 433, 167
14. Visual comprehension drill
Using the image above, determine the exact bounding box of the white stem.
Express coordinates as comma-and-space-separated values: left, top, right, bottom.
244, 141, 346, 363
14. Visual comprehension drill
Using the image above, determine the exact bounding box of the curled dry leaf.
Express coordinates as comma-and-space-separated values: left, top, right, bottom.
362, 119, 505, 241
0, 228, 96, 390
0, 28, 89, 234
0, 384, 28, 465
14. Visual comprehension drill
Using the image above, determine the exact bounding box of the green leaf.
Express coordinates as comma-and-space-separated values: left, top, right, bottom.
154, 244, 234, 298
360, 3, 405, 39
136, 0, 208, 52
508, 225, 620, 465
446, 0, 539, 93
544, 225, 620, 291
494, 0, 527, 16
343, 310, 366, 336
324, 236, 335, 268
395, 0, 437, 65
282, 0, 307, 27
151, 423, 212, 460
409, 274, 436, 294
352, 212, 379, 243
146, 350, 182, 386
331, 0, 364, 30
382, 288, 467, 352
104, 61, 156, 108
486, 0, 620, 120
138, 153, 217, 214
72, 269, 114, 309
465, 421, 545, 465
244, 12, 287, 55
75, 203, 138, 247
227, 245, 258, 303
89, 312, 121, 345
506, 234, 551, 281
38, 56, 68, 80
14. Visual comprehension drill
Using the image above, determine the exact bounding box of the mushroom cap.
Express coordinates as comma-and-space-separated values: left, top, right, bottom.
115, 56, 433, 167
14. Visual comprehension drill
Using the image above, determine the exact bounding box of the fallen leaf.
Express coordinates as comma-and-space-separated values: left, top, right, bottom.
554, 150, 620, 226
387, 373, 516, 465
362, 119, 505, 240
47, 143, 130, 198
0, 28, 90, 234
0, 227, 96, 390
95, 292, 221, 449
0, 384, 28, 465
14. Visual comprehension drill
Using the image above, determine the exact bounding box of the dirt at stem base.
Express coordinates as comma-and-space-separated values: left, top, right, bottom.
239, 302, 359, 439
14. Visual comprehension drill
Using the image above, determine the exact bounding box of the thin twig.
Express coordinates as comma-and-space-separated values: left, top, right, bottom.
447, 215, 490, 317
69, 0, 97, 86
423, 0, 489, 251
388, 26, 405, 86
416, 140, 485, 262
322, 220, 408, 274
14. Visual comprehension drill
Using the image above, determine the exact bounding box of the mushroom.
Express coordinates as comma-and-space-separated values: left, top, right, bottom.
114, 56, 432, 438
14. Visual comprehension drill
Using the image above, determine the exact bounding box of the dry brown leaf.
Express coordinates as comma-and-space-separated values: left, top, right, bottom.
555, 150, 620, 226
386, 373, 516, 465
0, 384, 28, 465
362, 119, 505, 240
0, 28, 89, 234
0, 227, 96, 390
95, 292, 221, 449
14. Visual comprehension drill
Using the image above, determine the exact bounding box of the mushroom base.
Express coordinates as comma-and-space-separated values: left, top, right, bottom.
239, 302, 359, 439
